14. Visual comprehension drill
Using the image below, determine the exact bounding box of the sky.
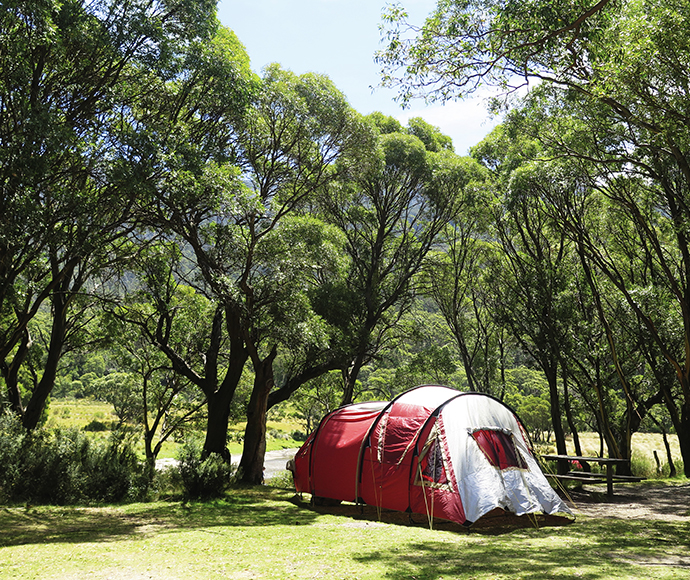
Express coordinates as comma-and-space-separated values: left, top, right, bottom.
217, 0, 501, 155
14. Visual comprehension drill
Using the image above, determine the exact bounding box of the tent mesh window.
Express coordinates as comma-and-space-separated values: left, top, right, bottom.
415, 432, 453, 491
421, 439, 448, 484
471, 429, 527, 470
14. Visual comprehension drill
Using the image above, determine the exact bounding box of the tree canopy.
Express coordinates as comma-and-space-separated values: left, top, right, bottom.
3, 0, 690, 493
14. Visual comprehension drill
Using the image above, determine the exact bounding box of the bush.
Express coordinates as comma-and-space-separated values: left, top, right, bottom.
0, 412, 25, 503
630, 454, 657, 479
0, 412, 142, 504
291, 430, 307, 442
83, 419, 109, 432
265, 469, 294, 490
83, 431, 140, 502
176, 438, 235, 500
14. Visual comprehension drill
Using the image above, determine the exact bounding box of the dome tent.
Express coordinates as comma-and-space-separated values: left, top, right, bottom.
291, 385, 571, 526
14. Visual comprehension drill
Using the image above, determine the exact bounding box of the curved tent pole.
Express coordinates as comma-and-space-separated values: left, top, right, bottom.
355, 384, 453, 496
406, 390, 542, 523
355, 384, 453, 519
406, 393, 465, 511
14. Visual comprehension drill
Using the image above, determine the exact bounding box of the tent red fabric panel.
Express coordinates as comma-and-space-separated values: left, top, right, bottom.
359, 414, 428, 512
307, 402, 386, 502
359, 386, 460, 512
408, 416, 465, 524
292, 430, 316, 494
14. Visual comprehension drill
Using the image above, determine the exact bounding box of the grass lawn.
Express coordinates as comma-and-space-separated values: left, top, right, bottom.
1, 483, 688, 580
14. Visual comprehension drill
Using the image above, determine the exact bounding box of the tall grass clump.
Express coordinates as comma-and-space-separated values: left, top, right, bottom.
630, 453, 684, 479
265, 469, 295, 490
176, 438, 235, 500
0, 411, 141, 504
629, 454, 658, 479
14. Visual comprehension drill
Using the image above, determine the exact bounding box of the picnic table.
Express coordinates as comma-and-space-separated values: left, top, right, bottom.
541, 454, 645, 497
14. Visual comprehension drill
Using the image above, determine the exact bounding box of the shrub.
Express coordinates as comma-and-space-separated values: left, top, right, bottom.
176, 438, 235, 500
84, 419, 109, 432
83, 431, 140, 502
0, 412, 141, 504
291, 430, 307, 442
265, 469, 294, 490
146, 464, 184, 500
628, 454, 686, 479
0, 412, 26, 503
630, 454, 658, 479
675, 461, 685, 478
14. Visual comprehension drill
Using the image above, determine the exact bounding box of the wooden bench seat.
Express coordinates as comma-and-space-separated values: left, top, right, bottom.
566, 471, 646, 483
566, 471, 604, 478
609, 474, 646, 483
545, 473, 606, 484
545, 472, 646, 487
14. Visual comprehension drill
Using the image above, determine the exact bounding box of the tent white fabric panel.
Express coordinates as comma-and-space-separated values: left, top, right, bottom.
440, 393, 571, 523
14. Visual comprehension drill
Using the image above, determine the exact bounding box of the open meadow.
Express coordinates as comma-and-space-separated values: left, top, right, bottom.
46, 399, 685, 475
46, 399, 305, 459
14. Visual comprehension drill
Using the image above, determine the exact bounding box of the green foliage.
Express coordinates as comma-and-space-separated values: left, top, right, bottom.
406, 116, 454, 152
288, 371, 343, 434
264, 469, 295, 490
366, 111, 403, 134
176, 438, 235, 500
0, 412, 141, 504
503, 367, 552, 442
376, 0, 619, 103
83, 419, 111, 432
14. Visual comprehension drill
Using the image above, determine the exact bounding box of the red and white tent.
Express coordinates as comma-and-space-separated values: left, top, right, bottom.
292, 385, 571, 526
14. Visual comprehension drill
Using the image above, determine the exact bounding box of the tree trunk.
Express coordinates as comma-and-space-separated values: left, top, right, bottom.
201, 307, 248, 462
662, 431, 677, 478
615, 425, 634, 476
679, 401, 690, 478
497, 332, 507, 401
591, 358, 620, 459
23, 290, 69, 430
544, 362, 568, 473
618, 391, 664, 475
455, 332, 477, 392
203, 391, 233, 462
562, 367, 590, 470
239, 347, 277, 484
3, 329, 31, 417
341, 353, 366, 406
647, 362, 690, 478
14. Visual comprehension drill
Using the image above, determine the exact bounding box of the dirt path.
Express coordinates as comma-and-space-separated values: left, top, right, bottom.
562, 482, 690, 521
263, 448, 297, 478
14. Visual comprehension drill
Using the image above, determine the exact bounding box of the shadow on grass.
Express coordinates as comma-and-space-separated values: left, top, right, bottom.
0, 486, 318, 548
351, 518, 690, 580
293, 495, 573, 536
1, 486, 575, 549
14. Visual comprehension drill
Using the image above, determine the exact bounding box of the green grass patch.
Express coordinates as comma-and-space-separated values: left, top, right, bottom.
45, 400, 304, 461
46, 399, 118, 432
1, 485, 688, 580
